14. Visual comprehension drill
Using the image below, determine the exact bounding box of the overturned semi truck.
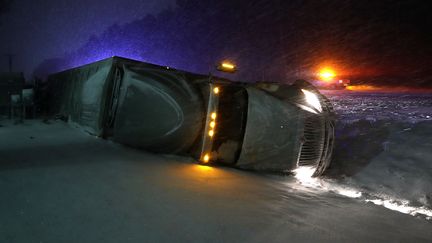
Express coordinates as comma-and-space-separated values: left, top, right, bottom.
45, 57, 335, 176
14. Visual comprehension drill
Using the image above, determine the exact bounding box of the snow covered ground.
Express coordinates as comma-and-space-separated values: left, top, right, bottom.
324, 92, 432, 219
0, 92, 431, 242
324, 91, 432, 123
0, 122, 430, 242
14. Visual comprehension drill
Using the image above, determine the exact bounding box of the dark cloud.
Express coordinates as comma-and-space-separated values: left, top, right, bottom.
0, 0, 13, 17
5, 0, 432, 87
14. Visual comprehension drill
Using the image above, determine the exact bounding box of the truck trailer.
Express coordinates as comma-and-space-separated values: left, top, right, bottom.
45, 57, 335, 176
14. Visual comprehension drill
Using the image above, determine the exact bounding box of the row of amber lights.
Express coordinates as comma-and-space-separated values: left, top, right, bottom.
202, 87, 220, 163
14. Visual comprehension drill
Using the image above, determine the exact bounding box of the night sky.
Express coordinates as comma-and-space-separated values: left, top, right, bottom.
1, 0, 431, 88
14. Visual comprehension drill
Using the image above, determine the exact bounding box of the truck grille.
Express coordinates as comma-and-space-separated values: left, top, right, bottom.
297, 93, 335, 175
298, 115, 325, 167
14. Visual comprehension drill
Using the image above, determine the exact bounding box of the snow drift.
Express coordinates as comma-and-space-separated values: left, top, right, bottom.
322, 92, 432, 218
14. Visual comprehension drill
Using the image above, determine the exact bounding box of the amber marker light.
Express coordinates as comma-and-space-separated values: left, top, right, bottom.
210, 121, 216, 128
213, 87, 220, 94
208, 130, 214, 137
216, 61, 237, 73
202, 153, 210, 163
221, 62, 234, 69
211, 112, 217, 120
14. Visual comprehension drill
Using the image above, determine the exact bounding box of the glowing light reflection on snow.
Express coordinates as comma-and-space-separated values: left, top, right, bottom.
366, 199, 432, 219
292, 166, 362, 198
292, 166, 431, 219
292, 166, 319, 186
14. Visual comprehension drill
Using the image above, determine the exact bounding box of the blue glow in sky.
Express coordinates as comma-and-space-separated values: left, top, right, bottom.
0, 0, 175, 76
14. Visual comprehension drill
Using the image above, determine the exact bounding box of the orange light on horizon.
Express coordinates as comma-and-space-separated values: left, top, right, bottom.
345, 85, 432, 93
318, 68, 336, 81
345, 85, 382, 91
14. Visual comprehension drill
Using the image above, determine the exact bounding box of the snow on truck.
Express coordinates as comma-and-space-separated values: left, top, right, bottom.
45, 56, 335, 176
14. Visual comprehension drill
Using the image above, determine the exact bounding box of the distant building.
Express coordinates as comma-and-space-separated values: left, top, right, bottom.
0, 72, 25, 117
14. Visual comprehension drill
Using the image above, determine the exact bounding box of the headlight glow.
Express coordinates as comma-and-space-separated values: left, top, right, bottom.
301, 89, 322, 113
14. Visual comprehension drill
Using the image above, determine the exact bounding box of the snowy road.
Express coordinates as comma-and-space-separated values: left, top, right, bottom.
0, 120, 431, 242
